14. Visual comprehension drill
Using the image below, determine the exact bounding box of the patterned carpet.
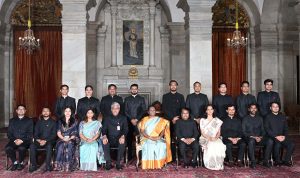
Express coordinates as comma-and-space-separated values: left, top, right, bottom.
0, 136, 299, 178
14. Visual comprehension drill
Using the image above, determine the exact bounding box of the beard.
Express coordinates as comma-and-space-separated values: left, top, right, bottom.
250, 111, 256, 116
170, 88, 177, 92
131, 92, 138, 95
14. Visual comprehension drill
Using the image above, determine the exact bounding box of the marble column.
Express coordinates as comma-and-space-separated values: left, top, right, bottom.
109, 0, 117, 67
168, 22, 187, 96
149, 0, 157, 67
177, 0, 216, 101
259, 24, 279, 91
296, 4, 300, 58
96, 26, 107, 98
159, 26, 171, 93
87, 22, 99, 93
60, 0, 88, 100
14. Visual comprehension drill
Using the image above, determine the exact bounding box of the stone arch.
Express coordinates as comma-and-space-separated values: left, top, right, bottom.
92, 0, 173, 23
236, 0, 261, 27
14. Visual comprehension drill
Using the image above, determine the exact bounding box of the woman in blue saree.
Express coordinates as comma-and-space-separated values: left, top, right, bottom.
138, 106, 172, 169
54, 107, 79, 172
79, 108, 105, 171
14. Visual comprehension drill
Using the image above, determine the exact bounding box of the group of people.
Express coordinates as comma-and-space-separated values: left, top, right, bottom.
5, 79, 295, 172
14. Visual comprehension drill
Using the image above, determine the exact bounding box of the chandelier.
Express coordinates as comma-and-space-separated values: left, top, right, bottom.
226, 1, 247, 51
18, 0, 40, 54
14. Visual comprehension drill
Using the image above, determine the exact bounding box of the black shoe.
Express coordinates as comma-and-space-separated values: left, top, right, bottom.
45, 166, 52, 172
274, 161, 282, 167
227, 161, 234, 167
282, 161, 293, 167
262, 161, 271, 168
250, 163, 256, 169
237, 160, 243, 167
191, 162, 197, 168
10, 164, 18, 171
29, 166, 37, 173
105, 163, 112, 170
116, 164, 123, 171
183, 163, 189, 168
17, 163, 24, 170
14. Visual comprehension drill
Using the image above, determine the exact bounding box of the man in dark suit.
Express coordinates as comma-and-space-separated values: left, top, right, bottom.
102, 102, 128, 171
212, 82, 234, 120
236, 81, 256, 120
257, 79, 281, 118
124, 84, 146, 160
264, 102, 295, 167
6, 105, 33, 171
176, 108, 199, 168
162, 80, 185, 160
29, 107, 57, 172
100, 84, 124, 119
186, 81, 209, 125
221, 105, 246, 167
54, 84, 76, 119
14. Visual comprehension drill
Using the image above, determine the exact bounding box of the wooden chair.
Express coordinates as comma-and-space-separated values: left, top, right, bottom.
5, 148, 31, 170
175, 137, 202, 170
108, 146, 128, 166
27, 147, 56, 171
135, 135, 142, 171
231, 144, 247, 168
245, 145, 273, 167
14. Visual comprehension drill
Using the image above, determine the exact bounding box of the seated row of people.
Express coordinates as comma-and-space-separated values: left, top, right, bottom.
221, 102, 294, 169
5, 101, 294, 172
174, 102, 294, 170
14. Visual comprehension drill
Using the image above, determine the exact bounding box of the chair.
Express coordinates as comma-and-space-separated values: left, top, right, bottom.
135, 135, 170, 171
175, 137, 202, 170
230, 144, 247, 168
271, 148, 294, 166
135, 135, 142, 171
245, 145, 273, 167
5, 148, 31, 170
27, 147, 56, 171
108, 146, 128, 167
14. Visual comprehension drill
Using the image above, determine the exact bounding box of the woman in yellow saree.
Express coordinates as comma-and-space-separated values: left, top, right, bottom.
138, 106, 172, 169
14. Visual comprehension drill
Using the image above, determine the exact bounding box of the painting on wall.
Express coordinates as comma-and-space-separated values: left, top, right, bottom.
123, 20, 144, 65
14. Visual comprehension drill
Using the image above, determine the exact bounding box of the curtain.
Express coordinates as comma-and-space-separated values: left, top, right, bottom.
13, 26, 62, 118
212, 28, 247, 99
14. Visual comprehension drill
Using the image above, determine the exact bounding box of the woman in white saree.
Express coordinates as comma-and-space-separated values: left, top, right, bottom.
199, 105, 226, 170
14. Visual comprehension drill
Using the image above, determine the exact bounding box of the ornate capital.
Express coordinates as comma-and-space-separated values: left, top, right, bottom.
149, 0, 159, 18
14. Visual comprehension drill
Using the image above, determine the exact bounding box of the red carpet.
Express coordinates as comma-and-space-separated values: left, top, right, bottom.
0, 136, 299, 178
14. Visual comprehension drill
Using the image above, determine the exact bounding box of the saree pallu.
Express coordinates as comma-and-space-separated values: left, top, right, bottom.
54, 120, 79, 171
79, 120, 104, 171
138, 116, 172, 169
199, 117, 226, 170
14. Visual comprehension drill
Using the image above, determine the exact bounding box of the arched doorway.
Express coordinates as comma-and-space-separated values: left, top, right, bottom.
11, 0, 62, 118
212, 0, 250, 99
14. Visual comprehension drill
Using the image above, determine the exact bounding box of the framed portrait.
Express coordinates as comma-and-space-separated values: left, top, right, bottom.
123, 20, 144, 65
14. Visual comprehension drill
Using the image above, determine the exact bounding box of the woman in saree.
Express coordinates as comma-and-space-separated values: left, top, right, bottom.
54, 107, 79, 172
79, 108, 105, 171
138, 106, 172, 169
199, 104, 226, 170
